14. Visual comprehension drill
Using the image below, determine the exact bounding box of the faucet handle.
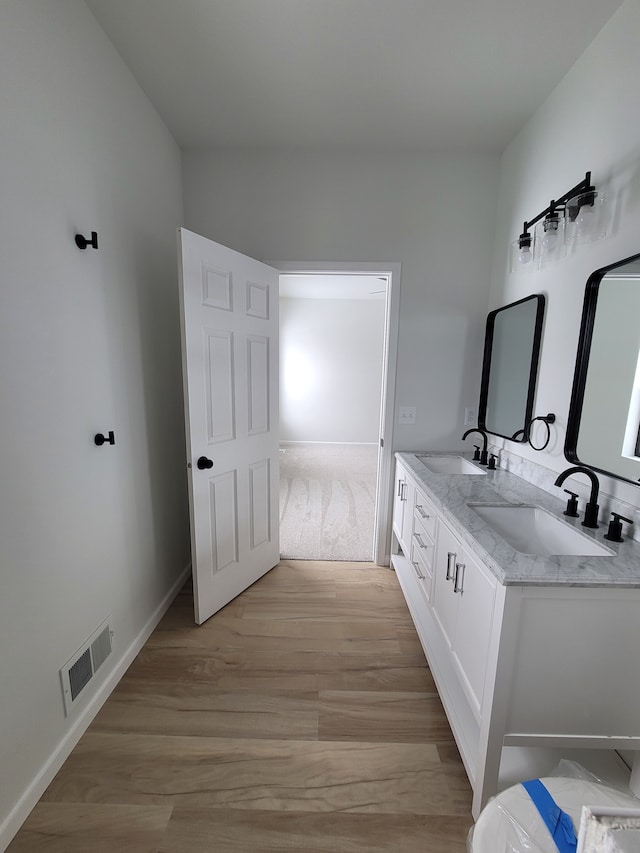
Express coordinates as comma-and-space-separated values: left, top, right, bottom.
473, 445, 481, 461
605, 512, 634, 543
563, 490, 579, 518
488, 454, 498, 470
582, 500, 600, 529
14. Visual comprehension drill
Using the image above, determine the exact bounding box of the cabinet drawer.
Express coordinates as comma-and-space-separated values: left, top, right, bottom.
412, 515, 435, 575
414, 489, 437, 541
410, 539, 433, 601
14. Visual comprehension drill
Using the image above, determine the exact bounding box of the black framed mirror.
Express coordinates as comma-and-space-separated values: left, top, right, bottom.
478, 294, 545, 442
565, 251, 640, 485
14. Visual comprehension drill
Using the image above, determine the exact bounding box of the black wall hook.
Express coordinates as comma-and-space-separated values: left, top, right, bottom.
94, 431, 115, 446
75, 231, 98, 250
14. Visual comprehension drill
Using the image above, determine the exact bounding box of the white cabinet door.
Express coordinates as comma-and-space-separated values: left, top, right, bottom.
452, 546, 496, 712
392, 460, 414, 555
401, 476, 415, 553
432, 519, 460, 650
392, 462, 407, 543
433, 517, 496, 713
178, 228, 280, 624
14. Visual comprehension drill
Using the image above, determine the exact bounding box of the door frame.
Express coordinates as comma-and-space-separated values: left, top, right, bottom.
273, 260, 401, 566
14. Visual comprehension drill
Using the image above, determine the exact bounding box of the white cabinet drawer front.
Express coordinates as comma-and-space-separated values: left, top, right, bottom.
412, 533, 435, 577
393, 552, 430, 617
412, 515, 435, 574
413, 489, 437, 540
410, 539, 433, 601
412, 508, 434, 546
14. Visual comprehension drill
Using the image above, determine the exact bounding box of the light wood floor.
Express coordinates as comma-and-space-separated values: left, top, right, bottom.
8, 560, 473, 852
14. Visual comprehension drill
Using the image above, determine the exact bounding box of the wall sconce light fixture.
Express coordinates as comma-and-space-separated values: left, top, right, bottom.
510, 172, 606, 271
515, 225, 534, 266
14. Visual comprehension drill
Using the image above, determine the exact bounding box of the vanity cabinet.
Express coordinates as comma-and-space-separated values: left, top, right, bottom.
391, 453, 640, 820
392, 480, 502, 817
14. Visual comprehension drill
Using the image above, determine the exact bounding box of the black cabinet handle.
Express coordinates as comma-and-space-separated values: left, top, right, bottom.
94, 431, 115, 446
197, 456, 214, 470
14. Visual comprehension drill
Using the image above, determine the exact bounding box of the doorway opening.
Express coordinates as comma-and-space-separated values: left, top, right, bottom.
274, 262, 401, 566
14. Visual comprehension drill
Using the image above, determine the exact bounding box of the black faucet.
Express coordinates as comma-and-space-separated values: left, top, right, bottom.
554, 466, 600, 528
462, 428, 488, 465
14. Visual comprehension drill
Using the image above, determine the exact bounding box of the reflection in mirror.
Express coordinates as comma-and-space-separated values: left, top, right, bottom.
566, 252, 640, 485
478, 294, 545, 442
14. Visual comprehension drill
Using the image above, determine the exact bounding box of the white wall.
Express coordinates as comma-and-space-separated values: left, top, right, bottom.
183, 150, 501, 451
0, 1, 189, 842
280, 296, 385, 443
488, 0, 640, 510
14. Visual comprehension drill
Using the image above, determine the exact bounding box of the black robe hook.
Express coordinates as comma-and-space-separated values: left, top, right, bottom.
75, 231, 98, 250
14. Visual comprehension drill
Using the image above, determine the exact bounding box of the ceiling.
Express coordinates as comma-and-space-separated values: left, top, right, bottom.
85, 0, 623, 154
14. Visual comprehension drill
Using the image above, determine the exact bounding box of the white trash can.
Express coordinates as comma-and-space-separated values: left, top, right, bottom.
470, 775, 639, 853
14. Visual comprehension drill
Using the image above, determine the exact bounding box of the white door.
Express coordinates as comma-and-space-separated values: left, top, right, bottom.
178, 228, 280, 624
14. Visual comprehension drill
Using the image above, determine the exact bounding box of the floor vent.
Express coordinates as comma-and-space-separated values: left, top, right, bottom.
60, 617, 113, 716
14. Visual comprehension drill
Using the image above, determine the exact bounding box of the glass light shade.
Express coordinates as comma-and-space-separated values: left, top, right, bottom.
509, 230, 536, 273
565, 190, 608, 245
535, 211, 566, 266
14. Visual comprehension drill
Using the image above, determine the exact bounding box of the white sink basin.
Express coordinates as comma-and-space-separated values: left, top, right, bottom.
417, 455, 486, 476
468, 503, 614, 558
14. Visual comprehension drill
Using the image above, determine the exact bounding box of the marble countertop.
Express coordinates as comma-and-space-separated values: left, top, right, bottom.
396, 451, 640, 588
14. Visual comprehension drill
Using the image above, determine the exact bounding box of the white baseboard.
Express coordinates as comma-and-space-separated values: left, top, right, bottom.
0, 562, 192, 852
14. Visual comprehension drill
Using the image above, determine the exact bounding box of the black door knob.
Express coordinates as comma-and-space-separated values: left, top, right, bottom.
197, 456, 214, 470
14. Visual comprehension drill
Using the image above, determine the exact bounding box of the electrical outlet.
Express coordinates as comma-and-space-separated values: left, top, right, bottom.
399, 406, 416, 425
464, 407, 477, 427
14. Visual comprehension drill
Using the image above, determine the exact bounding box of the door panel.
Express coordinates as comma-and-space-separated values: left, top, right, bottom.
203, 265, 233, 309
205, 329, 235, 442
249, 458, 271, 548
247, 335, 269, 434
209, 470, 239, 572
178, 228, 279, 624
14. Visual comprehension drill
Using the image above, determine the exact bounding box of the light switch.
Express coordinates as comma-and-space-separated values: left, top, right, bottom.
399, 406, 416, 425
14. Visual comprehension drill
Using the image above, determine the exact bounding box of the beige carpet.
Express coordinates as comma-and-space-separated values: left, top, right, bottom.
279, 443, 378, 561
